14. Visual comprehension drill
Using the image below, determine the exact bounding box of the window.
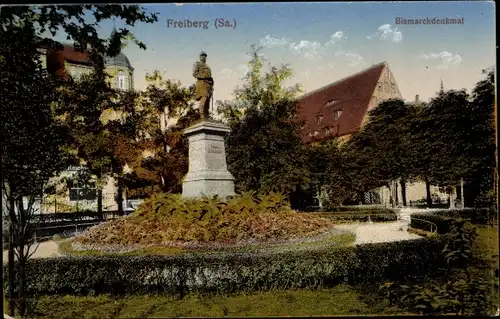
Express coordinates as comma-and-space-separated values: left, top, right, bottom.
312, 130, 319, 137
118, 71, 126, 90
325, 99, 340, 107
316, 115, 324, 124
321, 127, 329, 136
333, 110, 342, 120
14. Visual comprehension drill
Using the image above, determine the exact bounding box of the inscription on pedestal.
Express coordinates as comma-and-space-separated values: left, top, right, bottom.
209, 144, 223, 154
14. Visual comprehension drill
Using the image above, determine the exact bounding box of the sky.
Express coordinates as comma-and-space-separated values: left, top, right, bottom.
55, 2, 495, 103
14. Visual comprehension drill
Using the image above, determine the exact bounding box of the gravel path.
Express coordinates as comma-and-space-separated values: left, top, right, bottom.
335, 221, 422, 245
3, 240, 62, 263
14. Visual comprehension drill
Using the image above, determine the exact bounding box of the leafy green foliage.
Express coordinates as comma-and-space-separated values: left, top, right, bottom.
1, 4, 157, 316
307, 139, 357, 206
410, 208, 494, 234
384, 215, 496, 315
118, 74, 196, 195
73, 192, 334, 245
343, 99, 416, 195
221, 46, 309, 196
4, 238, 445, 297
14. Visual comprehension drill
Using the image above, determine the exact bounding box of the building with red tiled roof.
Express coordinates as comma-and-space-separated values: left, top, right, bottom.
296, 63, 452, 208
40, 28, 134, 89
296, 62, 402, 144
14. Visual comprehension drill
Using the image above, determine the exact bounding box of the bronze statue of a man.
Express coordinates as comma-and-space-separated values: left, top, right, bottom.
192, 51, 214, 120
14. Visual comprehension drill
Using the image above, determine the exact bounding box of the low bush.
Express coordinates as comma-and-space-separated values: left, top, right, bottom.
4, 238, 446, 297
433, 208, 495, 225
410, 213, 453, 234
316, 210, 398, 223
378, 219, 497, 316
74, 192, 335, 247
322, 205, 389, 213
410, 207, 495, 233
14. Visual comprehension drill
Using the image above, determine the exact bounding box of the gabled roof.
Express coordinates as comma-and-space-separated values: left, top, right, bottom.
44, 42, 133, 78
296, 62, 386, 144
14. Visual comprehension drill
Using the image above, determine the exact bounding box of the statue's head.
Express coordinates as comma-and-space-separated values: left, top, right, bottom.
200, 51, 207, 62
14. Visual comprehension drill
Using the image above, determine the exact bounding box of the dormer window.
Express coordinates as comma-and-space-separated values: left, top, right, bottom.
325, 99, 340, 107
333, 110, 342, 120
316, 115, 324, 124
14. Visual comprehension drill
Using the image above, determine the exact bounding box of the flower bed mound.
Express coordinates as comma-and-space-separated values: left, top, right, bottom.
73, 192, 335, 248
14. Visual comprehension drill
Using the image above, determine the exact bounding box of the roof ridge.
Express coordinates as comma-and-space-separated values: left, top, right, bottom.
298, 61, 387, 100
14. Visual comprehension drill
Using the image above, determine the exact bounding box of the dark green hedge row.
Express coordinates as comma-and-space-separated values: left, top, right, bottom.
432, 208, 495, 225
4, 239, 445, 297
410, 213, 453, 234
323, 205, 390, 212
410, 208, 496, 233
317, 210, 398, 222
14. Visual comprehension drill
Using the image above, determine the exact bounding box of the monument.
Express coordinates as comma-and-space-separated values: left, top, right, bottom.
182, 51, 235, 199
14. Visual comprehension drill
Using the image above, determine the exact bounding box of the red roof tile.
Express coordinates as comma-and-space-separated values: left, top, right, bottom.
296, 62, 386, 144
44, 44, 91, 78
57, 44, 90, 65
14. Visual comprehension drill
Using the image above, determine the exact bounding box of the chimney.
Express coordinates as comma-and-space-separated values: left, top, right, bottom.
415, 95, 419, 103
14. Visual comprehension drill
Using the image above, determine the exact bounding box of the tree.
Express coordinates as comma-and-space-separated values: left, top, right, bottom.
463, 70, 495, 208
411, 90, 472, 207
119, 74, 195, 196
307, 139, 356, 207
0, 5, 157, 316
1, 18, 74, 318
220, 45, 309, 197
343, 99, 416, 206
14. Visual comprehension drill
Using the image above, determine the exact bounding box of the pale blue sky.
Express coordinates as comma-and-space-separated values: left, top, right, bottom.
52, 2, 496, 102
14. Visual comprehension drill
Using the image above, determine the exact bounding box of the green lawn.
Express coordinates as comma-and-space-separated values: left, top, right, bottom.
5, 226, 497, 318
3, 285, 412, 318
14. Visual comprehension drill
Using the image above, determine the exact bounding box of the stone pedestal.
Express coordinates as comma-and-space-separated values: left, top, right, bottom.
182, 120, 235, 199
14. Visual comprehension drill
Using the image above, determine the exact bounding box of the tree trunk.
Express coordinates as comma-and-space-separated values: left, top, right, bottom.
449, 188, 456, 209
395, 181, 399, 207
400, 179, 407, 207
97, 171, 103, 220
460, 178, 465, 208
117, 177, 124, 216
425, 179, 432, 208
317, 185, 323, 210
17, 197, 27, 317
8, 193, 16, 317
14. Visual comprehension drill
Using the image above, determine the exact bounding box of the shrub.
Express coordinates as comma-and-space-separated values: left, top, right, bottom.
410, 208, 495, 233
433, 208, 494, 225
316, 210, 398, 223
74, 192, 335, 247
322, 205, 390, 213
410, 213, 453, 234
3, 238, 446, 297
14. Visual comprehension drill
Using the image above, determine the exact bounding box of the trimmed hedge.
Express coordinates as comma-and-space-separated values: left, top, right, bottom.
410, 208, 496, 233
323, 205, 389, 212
316, 209, 398, 223
4, 238, 445, 297
433, 208, 495, 225
410, 213, 453, 234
